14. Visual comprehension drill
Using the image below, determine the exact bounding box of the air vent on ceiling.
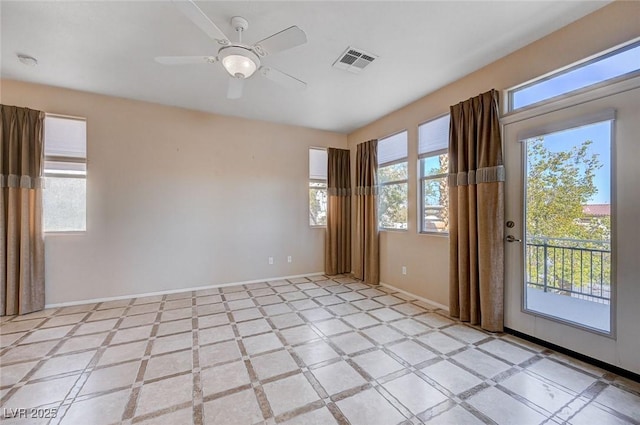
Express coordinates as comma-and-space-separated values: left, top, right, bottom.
332, 47, 378, 74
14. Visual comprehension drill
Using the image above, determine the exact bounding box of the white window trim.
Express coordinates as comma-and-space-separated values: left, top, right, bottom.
418, 148, 449, 235
44, 114, 88, 234
378, 131, 408, 231
504, 37, 640, 115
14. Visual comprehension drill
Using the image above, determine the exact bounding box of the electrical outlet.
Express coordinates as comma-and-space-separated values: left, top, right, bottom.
402, 266, 407, 275
268, 257, 274, 265
287, 256, 292, 263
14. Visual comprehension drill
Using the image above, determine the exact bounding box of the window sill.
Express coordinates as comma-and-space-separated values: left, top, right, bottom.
379, 228, 408, 233
419, 231, 449, 238
45, 231, 86, 236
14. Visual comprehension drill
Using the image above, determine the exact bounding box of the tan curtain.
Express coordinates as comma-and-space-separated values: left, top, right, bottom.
325, 148, 351, 275
1, 105, 46, 316
353, 139, 379, 285
448, 90, 504, 332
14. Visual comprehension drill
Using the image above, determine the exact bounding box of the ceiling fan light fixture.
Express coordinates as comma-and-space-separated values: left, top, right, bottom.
219, 46, 259, 78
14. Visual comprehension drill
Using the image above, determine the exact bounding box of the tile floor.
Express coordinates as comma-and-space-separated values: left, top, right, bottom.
1, 274, 639, 425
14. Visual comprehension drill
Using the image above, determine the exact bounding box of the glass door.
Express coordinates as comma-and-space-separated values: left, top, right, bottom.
521, 119, 612, 333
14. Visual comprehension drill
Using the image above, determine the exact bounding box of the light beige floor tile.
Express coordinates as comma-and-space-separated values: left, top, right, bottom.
110, 325, 152, 345
61, 389, 130, 425
231, 308, 263, 322
157, 319, 192, 336
418, 332, 465, 354
280, 325, 320, 346
527, 358, 597, 393
127, 303, 161, 316
353, 350, 404, 379
162, 307, 194, 321
314, 319, 351, 336
135, 407, 193, 425
80, 361, 140, 395
203, 389, 263, 425
6, 374, 78, 408
384, 372, 448, 414
270, 312, 304, 329
31, 350, 95, 379
56, 332, 108, 354
387, 340, 437, 365
236, 318, 272, 337
281, 407, 337, 424
468, 386, 547, 425
451, 348, 511, 378
1, 340, 58, 363
98, 340, 148, 366
199, 340, 241, 367
369, 307, 404, 322
87, 309, 125, 322
151, 332, 193, 355
21, 325, 74, 344
74, 319, 118, 335
243, 333, 284, 356
198, 313, 229, 329
390, 318, 431, 336
119, 312, 157, 329
201, 360, 250, 396
336, 388, 405, 425
426, 405, 485, 424
250, 349, 298, 380
0, 332, 25, 348
0, 361, 38, 387
341, 313, 380, 329
569, 402, 630, 425
501, 371, 575, 413
135, 374, 193, 416
145, 349, 192, 381
442, 325, 488, 344
262, 373, 320, 416
293, 340, 339, 366
362, 325, 404, 345
421, 360, 483, 395
198, 325, 234, 345
312, 360, 367, 395
40, 313, 87, 328
164, 298, 193, 310
478, 339, 536, 365
415, 313, 455, 328
594, 385, 640, 421
330, 332, 374, 355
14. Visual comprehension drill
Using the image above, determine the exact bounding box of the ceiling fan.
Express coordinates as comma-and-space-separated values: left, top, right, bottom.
156, 0, 308, 99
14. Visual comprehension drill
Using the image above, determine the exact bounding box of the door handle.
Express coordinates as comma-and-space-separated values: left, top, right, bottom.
506, 235, 522, 243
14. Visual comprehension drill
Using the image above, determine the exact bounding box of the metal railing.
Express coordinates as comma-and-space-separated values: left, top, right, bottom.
526, 237, 611, 304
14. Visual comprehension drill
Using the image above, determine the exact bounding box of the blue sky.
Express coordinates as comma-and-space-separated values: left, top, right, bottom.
513, 43, 640, 109
531, 121, 611, 204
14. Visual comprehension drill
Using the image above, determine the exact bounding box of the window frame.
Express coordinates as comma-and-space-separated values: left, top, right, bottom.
506, 38, 640, 114
418, 148, 449, 235
308, 147, 328, 228
417, 113, 450, 235
377, 130, 408, 231
43, 114, 88, 234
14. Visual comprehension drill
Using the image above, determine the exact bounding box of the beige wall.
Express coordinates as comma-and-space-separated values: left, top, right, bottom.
1, 80, 347, 304
347, 1, 640, 307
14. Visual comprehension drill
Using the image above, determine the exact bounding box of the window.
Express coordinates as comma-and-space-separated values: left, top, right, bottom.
309, 147, 327, 226
509, 40, 640, 111
43, 115, 87, 232
378, 131, 408, 230
418, 115, 449, 234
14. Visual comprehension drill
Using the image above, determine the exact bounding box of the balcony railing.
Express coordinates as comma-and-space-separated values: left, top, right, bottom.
526, 237, 611, 304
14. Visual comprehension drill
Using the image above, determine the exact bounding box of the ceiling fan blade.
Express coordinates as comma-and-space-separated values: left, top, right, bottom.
172, 0, 231, 45
253, 26, 307, 57
227, 77, 244, 99
155, 56, 216, 65
260, 66, 307, 91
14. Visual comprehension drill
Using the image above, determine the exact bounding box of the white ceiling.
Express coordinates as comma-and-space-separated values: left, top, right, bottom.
1, 1, 608, 133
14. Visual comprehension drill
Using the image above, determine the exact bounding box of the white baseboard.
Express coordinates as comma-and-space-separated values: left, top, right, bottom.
45, 272, 325, 309
380, 281, 449, 312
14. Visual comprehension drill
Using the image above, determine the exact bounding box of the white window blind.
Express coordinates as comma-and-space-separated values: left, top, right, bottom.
378, 131, 407, 166
418, 115, 450, 157
44, 116, 87, 158
309, 148, 327, 180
